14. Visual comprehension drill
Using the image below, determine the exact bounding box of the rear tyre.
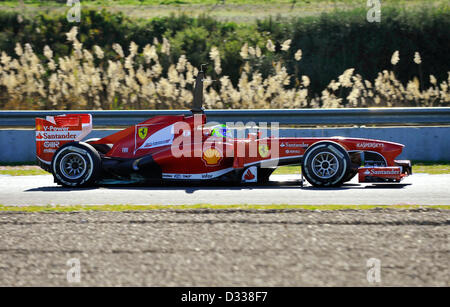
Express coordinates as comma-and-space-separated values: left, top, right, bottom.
51, 142, 101, 187
84, 138, 112, 155
301, 141, 350, 187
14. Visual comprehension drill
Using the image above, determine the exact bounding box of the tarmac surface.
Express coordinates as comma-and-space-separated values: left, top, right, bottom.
0, 173, 449, 206
0, 209, 448, 286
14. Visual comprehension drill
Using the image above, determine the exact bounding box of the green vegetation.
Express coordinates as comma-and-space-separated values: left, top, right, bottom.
0, 204, 449, 212
0, 0, 436, 7
0, 4, 448, 100
0, 169, 49, 176
412, 162, 450, 174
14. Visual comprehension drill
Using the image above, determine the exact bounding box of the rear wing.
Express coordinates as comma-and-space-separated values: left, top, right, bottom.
35, 114, 92, 168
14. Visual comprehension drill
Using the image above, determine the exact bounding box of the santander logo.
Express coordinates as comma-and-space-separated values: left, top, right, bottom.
370, 169, 400, 175
364, 168, 400, 176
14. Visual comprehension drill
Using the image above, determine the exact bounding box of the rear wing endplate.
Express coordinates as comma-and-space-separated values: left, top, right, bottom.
35, 114, 92, 166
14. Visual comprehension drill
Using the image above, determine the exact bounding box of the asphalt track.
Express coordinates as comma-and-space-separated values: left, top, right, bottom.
0, 173, 449, 206
0, 209, 448, 286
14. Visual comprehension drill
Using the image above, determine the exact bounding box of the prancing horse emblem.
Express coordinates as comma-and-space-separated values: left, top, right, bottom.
138, 127, 148, 139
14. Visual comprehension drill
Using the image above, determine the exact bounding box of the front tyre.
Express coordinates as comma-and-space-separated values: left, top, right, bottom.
51, 142, 101, 187
302, 141, 350, 187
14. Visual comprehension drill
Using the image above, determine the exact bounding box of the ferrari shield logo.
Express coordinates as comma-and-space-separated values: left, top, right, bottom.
138, 127, 148, 139
258, 144, 270, 158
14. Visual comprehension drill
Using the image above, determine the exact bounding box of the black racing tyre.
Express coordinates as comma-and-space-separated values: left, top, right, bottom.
301, 141, 350, 187
343, 169, 358, 183
51, 142, 102, 187
343, 152, 362, 183
84, 138, 112, 155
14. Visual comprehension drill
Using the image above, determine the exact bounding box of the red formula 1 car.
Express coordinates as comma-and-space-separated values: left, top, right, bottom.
35, 68, 412, 188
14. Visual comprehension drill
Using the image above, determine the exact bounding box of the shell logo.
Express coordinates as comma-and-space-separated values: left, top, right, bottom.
202, 148, 222, 166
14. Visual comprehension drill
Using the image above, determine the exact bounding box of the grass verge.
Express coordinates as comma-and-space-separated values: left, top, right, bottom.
0, 204, 449, 212
0, 169, 49, 176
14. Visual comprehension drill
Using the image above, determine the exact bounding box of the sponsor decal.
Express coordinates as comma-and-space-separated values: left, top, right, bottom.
36, 131, 79, 141
357, 142, 384, 149
162, 168, 234, 180
280, 142, 308, 149
258, 144, 270, 158
136, 124, 175, 151
202, 148, 222, 166
362, 168, 401, 176
42, 125, 70, 132
241, 166, 258, 183
244, 170, 255, 180
44, 141, 60, 148
138, 127, 148, 139
285, 149, 301, 154
369, 169, 400, 175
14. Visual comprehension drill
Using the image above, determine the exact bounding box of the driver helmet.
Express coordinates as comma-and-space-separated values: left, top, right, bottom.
211, 124, 233, 138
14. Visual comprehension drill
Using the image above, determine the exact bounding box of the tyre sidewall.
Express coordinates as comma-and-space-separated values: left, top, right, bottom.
302, 141, 350, 187
52, 142, 101, 187
84, 138, 112, 154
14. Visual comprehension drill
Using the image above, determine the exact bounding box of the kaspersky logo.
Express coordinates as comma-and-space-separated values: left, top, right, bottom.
357, 142, 384, 149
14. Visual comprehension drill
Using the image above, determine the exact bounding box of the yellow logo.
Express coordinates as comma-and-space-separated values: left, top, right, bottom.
202, 148, 222, 166
258, 144, 270, 158
138, 127, 148, 139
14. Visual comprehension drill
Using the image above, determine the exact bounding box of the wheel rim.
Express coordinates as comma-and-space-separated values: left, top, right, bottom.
60, 152, 87, 180
311, 152, 339, 179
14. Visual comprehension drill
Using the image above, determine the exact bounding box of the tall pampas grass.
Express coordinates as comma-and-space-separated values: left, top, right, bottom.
0, 29, 448, 110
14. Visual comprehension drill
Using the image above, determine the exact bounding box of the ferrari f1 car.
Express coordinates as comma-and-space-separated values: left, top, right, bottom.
35, 68, 412, 188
